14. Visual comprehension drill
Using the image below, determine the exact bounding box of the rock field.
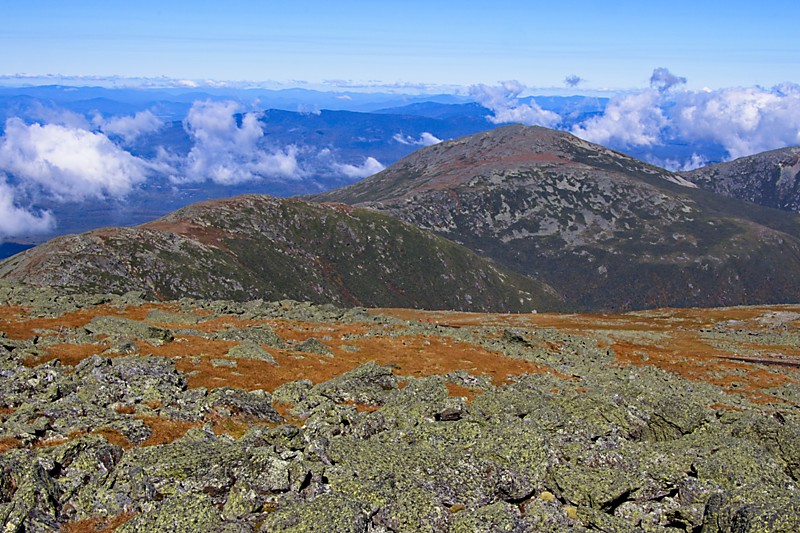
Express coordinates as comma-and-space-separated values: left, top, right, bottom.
1, 283, 799, 532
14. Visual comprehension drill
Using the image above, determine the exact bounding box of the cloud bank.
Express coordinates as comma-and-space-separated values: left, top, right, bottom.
574, 82, 800, 162
475, 72, 800, 168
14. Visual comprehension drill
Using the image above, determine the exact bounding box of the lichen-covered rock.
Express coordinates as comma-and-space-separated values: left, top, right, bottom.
0, 449, 61, 533
116, 492, 232, 533
318, 413, 550, 529
239, 424, 306, 453
144, 309, 200, 325
312, 361, 398, 405
272, 379, 313, 405
215, 326, 285, 349
1, 285, 799, 532
259, 492, 371, 533
727, 411, 800, 482
39, 434, 124, 521
226, 340, 278, 365
450, 501, 531, 532
521, 495, 588, 532
701, 489, 800, 533
73, 355, 187, 407
0, 359, 73, 409
84, 316, 173, 344
293, 337, 333, 357
204, 388, 282, 422
93, 430, 248, 515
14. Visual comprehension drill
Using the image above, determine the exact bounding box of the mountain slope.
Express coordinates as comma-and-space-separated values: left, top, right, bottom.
0, 195, 563, 312
311, 125, 800, 311
681, 146, 800, 213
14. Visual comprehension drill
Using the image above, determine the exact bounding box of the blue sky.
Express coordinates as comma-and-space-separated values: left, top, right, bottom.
2, 0, 799, 91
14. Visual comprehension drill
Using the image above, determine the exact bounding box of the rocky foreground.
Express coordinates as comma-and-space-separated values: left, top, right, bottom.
0, 284, 799, 532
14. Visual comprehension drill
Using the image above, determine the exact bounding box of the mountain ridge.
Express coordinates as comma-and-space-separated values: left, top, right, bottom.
311, 125, 800, 311
682, 146, 800, 213
0, 194, 563, 312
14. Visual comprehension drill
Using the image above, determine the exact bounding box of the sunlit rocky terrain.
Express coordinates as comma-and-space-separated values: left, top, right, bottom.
1, 284, 798, 531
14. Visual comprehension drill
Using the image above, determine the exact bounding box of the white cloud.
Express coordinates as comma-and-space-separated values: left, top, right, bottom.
393, 132, 442, 146
178, 100, 303, 184
94, 110, 164, 143
0, 118, 149, 201
469, 81, 561, 128
571, 90, 667, 147
670, 86, 800, 159
333, 157, 385, 179
653, 153, 709, 172
571, 80, 800, 162
0, 177, 54, 240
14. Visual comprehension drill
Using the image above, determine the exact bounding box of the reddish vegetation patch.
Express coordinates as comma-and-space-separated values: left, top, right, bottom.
137, 417, 200, 447
3, 300, 799, 452
377, 306, 800, 405
90, 429, 132, 449
27, 342, 109, 367
60, 512, 133, 533
0, 303, 176, 340
0, 437, 20, 453
142, 219, 232, 250
610, 336, 794, 404
445, 382, 482, 402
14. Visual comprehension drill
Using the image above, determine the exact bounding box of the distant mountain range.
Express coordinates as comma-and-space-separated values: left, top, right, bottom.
0, 88, 615, 244
6, 84, 794, 252
4, 125, 800, 311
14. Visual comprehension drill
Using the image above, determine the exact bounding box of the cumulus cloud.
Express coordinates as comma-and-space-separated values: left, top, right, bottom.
670, 85, 800, 159
470, 81, 561, 128
0, 177, 54, 240
650, 67, 687, 93
571, 90, 667, 147
0, 118, 149, 202
178, 100, 303, 184
393, 132, 442, 146
571, 75, 800, 163
333, 157, 385, 179
94, 110, 164, 143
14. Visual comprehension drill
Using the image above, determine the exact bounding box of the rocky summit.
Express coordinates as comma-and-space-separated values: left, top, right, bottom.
1, 283, 799, 532
0, 194, 562, 313
312, 125, 800, 311
681, 146, 800, 214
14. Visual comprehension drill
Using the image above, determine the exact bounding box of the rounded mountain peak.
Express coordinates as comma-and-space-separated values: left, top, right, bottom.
313, 124, 692, 205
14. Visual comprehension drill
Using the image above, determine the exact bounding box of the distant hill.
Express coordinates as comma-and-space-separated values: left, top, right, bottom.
682, 146, 800, 213
311, 125, 800, 311
0, 195, 563, 312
